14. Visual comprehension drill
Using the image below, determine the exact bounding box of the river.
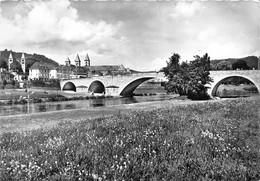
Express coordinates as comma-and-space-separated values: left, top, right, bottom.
0, 94, 177, 117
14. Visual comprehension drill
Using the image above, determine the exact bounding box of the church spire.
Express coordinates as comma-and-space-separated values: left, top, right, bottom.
84, 53, 90, 67
9, 52, 13, 59
21, 52, 25, 59
21, 52, 26, 73
65, 57, 71, 66
8, 51, 13, 71
75, 54, 81, 67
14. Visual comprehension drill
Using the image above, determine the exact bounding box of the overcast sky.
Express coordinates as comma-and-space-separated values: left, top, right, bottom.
0, 0, 259, 71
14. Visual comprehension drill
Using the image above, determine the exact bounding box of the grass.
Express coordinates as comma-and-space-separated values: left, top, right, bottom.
0, 99, 259, 180
0, 89, 62, 101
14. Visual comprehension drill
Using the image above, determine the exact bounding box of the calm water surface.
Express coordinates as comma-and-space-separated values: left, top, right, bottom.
0, 94, 176, 117
1, 94, 259, 117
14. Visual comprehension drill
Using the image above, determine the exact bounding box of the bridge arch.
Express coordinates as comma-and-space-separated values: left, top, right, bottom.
210, 75, 260, 96
62, 82, 76, 92
88, 80, 105, 94
119, 77, 155, 97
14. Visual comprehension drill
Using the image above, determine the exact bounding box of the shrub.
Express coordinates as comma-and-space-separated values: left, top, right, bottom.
243, 86, 259, 93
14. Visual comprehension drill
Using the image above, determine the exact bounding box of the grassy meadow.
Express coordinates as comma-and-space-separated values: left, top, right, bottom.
0, 98, 259, 180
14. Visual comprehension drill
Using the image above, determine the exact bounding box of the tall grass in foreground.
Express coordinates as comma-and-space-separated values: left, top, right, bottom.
1, 99, 259, 180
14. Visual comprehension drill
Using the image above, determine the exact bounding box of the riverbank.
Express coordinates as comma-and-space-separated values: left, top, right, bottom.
1, 96, 259, 135
0, 97, 191, 134
1, 98, 259, 180
0, 88, 115, 106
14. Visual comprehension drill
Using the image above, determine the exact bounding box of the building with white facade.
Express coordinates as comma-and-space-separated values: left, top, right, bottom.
29, 62, 58, 80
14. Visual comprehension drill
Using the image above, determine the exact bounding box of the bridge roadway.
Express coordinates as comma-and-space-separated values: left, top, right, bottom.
60, 70, 260, 97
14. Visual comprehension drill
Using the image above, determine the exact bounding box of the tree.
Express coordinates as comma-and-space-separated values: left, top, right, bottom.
216, 60, 232, 70
232, 59, 250, 70
187, 53, 212, 99
10, 60, 23, 73
3, 79, 7, 89
0, 60, 8, 69
163, 53, 189, 95
11, 80, 16, 88
163, 53, 212, 100
21, 75, 28, 81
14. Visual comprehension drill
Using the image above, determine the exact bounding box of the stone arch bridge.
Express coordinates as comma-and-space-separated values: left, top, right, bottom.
60, 70, 260, 97
60, 72, 166, 97
208, 70, 260, 96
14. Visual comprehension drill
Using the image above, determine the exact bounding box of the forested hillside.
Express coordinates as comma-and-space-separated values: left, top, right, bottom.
211, 56, 258, 70
0, 49, 59, 73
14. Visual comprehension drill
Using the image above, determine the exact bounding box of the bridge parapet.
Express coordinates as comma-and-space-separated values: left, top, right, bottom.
210, 70, 260, 78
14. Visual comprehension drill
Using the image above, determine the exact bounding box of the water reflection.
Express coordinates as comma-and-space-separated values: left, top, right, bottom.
64, 104, 76, 109
38, 105, 47, 112
0, 95, 174, 117
90, 99, 106, 107
2, 94, 257, 117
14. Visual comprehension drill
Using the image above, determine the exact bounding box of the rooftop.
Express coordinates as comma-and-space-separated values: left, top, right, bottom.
29, 62, 58, 70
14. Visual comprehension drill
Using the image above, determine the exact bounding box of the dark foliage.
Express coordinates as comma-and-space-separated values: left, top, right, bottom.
30, 79, 45, 87
221, 76, 253, 85
0, 60, 8, 69
163, 53, 212, 100
232, 59, 250, 70
211, 60, 232, 70
10, 60, 23, 73
210, 56, 258, 70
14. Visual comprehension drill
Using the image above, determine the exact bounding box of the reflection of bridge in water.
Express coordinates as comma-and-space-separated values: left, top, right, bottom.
60, 70, 260, 97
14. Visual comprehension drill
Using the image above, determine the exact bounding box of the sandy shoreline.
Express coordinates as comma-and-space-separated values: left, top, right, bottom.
0, 96, 259, 135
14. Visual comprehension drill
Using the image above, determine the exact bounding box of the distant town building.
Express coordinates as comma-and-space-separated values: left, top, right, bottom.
29, 62, 58, 80
0, 71, 13, 82
0, 52, 27, 82
71, 66, 89, 79
28, 52, 131, 81
6, 51, 27, 74
56, 65, 74, 79
87, 65, 130, 76
68, 53, 131, 77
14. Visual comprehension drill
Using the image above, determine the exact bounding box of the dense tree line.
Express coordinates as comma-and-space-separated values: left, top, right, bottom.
163, 53, 212, 100
210, 58, 254, 70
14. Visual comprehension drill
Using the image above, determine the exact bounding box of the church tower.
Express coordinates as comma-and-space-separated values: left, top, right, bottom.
21, 52, 26, 73
65, 57, 71, 66
84, 53, 90, 67
8, 52, 13, 71
75, 54, 81, 67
